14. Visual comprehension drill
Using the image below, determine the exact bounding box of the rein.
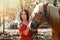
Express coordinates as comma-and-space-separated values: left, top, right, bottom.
44, 5, 50, 21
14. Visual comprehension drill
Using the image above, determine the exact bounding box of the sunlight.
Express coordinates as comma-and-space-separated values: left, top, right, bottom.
0, 0, 20, 20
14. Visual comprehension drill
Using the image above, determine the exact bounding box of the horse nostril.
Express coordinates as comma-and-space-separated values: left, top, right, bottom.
30, 20, 40, 30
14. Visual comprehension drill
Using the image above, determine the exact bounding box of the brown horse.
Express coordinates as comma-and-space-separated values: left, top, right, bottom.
28, 3, 60, 40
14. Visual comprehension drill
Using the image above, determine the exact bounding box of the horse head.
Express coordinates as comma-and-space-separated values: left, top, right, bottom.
29, 2, 60, 40
28, 3, 49, 30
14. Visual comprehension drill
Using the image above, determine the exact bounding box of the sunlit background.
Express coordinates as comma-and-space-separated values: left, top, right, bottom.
0, 0, 20, 21
0, 0, 59, 33
0, 0, 60, 23
0, 0, 59, 40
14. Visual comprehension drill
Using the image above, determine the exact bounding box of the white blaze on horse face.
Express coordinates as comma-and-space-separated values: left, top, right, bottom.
28, 3, 44, 30
31, 3, 44, 19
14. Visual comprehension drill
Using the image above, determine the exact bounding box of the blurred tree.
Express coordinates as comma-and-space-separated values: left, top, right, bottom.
53, 0, 57, 6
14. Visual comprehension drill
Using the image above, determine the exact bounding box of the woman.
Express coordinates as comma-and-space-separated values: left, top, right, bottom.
18, 9, 34, 40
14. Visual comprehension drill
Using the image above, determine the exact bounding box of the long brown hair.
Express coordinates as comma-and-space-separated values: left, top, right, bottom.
20, 9, 29, 21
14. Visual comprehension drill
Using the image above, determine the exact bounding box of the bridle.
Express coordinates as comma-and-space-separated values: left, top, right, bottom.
44, 5, 50, 22
30, 5, 51, 30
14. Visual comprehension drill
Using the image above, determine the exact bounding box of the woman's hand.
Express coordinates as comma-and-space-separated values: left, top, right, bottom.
23, 26, 30, 36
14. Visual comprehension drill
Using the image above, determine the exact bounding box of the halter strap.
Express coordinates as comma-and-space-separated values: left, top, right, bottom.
44, 5, 50, 21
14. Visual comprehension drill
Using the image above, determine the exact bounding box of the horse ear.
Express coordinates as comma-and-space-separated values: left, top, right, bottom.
43, 3, 49, 8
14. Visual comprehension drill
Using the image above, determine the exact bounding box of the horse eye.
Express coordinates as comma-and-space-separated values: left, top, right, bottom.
40, 12, 42, 14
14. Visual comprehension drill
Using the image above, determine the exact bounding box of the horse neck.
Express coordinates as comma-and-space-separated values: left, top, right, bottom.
46, 5, 59, 27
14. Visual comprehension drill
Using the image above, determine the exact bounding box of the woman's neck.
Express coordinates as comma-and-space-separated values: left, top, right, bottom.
22, 20, 28, 25
23, 20, 27, 22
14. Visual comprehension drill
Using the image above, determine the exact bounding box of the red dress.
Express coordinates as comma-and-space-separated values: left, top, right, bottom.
18, 24, 33, 40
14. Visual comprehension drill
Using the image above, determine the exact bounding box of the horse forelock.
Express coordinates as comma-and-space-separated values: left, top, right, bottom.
39, 3, 44, 13
31, 3, 44, 19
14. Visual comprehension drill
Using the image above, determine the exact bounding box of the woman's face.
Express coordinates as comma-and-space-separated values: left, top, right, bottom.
21, 11, 27, 21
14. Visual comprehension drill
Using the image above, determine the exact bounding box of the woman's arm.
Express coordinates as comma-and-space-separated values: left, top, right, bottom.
17, 21, 21, 28
23, 26, 30, 36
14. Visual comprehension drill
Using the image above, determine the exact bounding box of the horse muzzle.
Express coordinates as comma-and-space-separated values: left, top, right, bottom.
29, 20, 40, 30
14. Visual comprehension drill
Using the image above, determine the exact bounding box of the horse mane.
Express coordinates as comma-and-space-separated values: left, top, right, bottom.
58, 8, 60, 14
46, 5, 59, 27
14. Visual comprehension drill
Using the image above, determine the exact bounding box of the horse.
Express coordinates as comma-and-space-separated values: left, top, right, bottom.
28, 3, 60, 40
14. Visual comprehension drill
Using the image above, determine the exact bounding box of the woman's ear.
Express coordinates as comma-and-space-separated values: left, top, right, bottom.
43, 3, 49, 8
